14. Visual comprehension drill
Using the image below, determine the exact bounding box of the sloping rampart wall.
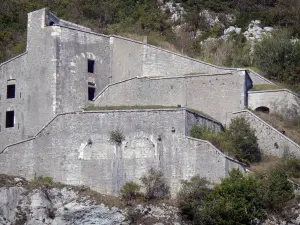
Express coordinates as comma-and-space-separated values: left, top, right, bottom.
232, 110, 300, 157
0, 109, 244, 196
94, 72, 246, 124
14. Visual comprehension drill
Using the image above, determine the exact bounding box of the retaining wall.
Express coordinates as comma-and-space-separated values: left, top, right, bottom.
0, 109, 244, 196
232, 110, 300, 157
94, 72, 246, 124
247, 70, 273, 85
248, 89, 300, 116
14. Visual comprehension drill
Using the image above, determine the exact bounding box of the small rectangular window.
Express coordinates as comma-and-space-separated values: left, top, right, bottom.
7, 84, 15, 99
6, 111, 14, 128
88, 59, 95, 73
88, 86, 95, 101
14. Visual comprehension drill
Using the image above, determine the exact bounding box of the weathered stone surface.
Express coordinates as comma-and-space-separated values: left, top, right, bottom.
232, 110, 300, 157
0, 109, 244, 196
248, 89, 300, 117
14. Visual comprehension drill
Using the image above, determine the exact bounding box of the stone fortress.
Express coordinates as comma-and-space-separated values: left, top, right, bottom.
0, 8, 300, 196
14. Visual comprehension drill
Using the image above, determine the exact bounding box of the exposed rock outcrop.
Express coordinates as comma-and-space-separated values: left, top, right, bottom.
0, 176, 184, 225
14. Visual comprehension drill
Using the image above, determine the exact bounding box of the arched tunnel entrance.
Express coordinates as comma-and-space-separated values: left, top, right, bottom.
255, 106, 270, 114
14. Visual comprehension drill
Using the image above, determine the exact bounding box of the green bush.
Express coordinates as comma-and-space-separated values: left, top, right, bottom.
278, 156, 300, 179
191, 117, 261, 164
177, 176, 211, 221
140, 168, 170, 199
120, 181, 141, 201
258, 168, 294, 212
225, 116, 261, 164
196, 169, 264, 225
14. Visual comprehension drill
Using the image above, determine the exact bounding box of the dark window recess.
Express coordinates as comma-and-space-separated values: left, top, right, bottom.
7, 84, 15, 99
49, 21, 55, 26
6, 111, 14, 128
88, 86, 95, 101
88, 59, 95, 73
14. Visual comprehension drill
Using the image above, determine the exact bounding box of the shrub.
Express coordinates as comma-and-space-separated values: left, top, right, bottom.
190, 117, 261, 164
109, 129, 124, 145
258, 168, 294, 212
125, 207, 143, 224
140, 168, 170, 199
196, 169, 264, 225
225, 116, 261, 164
254, 29, 300, 90
120, 181, 141, 201
279, 156, 300, 179
177, 176, 211, 221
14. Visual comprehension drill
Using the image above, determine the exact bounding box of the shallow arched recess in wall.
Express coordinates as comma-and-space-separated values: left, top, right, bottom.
123, 137, 157, 182
255, 106, 270, 114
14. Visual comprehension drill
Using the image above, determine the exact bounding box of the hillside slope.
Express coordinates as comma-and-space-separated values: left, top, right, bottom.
1, 0, 300, 91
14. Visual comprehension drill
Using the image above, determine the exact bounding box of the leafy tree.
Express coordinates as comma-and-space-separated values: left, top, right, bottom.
225, 116, 261, 164
196, 169, 264, 225
254, 30, 300, 90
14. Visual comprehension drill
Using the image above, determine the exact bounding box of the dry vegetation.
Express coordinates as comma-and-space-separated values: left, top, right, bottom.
255, 111, 300, 145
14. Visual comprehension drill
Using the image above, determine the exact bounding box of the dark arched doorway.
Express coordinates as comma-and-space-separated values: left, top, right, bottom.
255, 106, 270, 114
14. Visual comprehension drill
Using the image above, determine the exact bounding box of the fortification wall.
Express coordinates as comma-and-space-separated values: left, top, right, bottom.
110, 37, 144, 82
247, 70, 273, 85
0, 53, 28, 150
111, 36, 237, 82
248, 90, 300, 116
0, 109, 243, 196
54, 26, 111, 113
95, 72, 246, 124
232, 110, 300, 157
141, 43, 235, 77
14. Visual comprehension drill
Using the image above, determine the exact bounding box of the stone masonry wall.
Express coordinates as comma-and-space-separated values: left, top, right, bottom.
94, 72, 246, 124
0, 109, 244, 196
247, 70, 273, 85
232, 110, 300, 157
54, 26, 111, 113
111, 36, 237, 82
0, 53, 28, 150
248, 90, 300, 117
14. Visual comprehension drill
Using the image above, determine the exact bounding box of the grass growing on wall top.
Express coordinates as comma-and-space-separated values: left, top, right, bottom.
250, 84, 280, 91
85, 105, 178, 111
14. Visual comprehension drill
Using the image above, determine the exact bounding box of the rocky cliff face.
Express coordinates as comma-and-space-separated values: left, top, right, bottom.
0, 175, 184, 225
1, 175, 300, 225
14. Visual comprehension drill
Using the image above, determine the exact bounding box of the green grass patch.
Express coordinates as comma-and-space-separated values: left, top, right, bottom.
246, 66, 262, 73
85, 105, 178, 111
250, 84, 280, 91
187, 108, 219, 122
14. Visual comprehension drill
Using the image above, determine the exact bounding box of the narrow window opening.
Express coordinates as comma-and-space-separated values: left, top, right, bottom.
7, 84, 15, 99
88, 86, 95, 101
6, 111, 14, 128
88, 59, 95, 73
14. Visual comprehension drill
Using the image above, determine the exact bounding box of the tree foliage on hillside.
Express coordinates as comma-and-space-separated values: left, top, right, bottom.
1, 0, 300, 92
191, 116, 261, 164
0, 0, 173, 62
254, 30, 300, 90
178, 169, 294, 224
